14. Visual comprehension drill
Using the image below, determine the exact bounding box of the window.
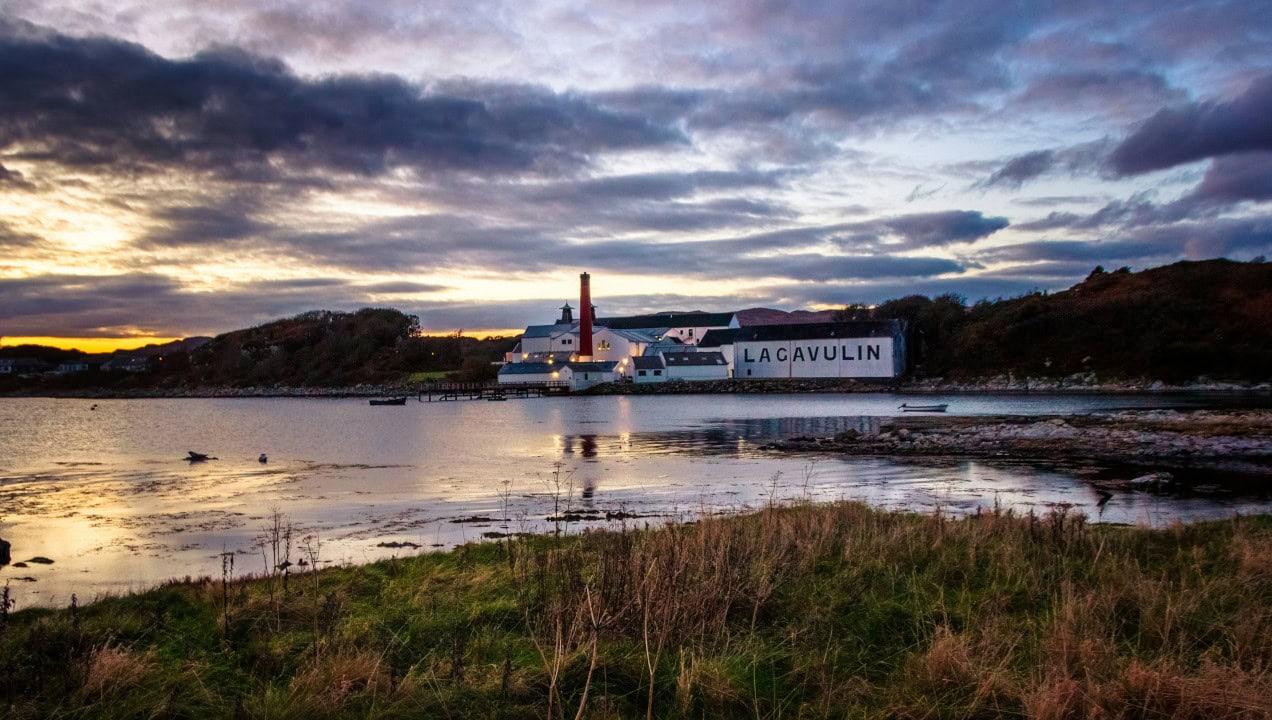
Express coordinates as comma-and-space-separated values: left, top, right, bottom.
638, 370, 647, 377
688, 329, 694, 338
746, 369, 752, 376
654, 370, 662, 376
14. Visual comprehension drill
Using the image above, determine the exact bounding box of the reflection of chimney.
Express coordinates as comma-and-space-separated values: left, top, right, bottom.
579, 272, 593, 358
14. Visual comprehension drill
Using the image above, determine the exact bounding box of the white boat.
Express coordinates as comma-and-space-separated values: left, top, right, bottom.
898, 403, 948, 412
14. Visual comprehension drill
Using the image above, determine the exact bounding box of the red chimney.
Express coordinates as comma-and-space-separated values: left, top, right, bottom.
578, 272, 593, 358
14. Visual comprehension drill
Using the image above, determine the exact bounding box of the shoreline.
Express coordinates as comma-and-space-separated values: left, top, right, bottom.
763, 408, 1272, 478
3, 375, 1271, 399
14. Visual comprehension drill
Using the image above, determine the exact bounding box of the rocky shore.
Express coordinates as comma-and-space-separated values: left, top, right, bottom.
763, 409, 1272, 476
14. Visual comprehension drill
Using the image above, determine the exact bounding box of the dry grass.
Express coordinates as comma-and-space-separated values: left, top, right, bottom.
7, 501, 1272, 719
78, 642, 154, 700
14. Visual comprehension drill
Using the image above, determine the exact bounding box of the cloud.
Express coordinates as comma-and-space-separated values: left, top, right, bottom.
1107, 74, 1272, 176
847, 210, 1009, 249
978, 151, 1055, 189
1183, 153, 1272, 205
0, 22, 684, 181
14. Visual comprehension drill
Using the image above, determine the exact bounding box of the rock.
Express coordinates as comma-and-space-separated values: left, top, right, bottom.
1048, 418, 1067, 426
12, 562, 28, 568
835, 429, 861, 442
25, 556, 54, 565
0, 537, 9, 566
1128, 472, 1174, 488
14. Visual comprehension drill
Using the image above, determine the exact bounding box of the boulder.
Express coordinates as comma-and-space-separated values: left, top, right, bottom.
0, 537, 9, 566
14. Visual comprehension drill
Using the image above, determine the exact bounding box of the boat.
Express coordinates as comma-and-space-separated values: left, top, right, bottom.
369, 397, 408, 406
898, 403, 948, 412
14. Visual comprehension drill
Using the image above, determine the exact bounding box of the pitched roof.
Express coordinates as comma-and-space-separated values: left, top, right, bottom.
565, 361, 618, 372
733, 321, 903, 342
597, 311, 735, 330
632, 356, 664, 370
697, 329, 739, 348
663, 351, 728, 366
498, 362, 557, 375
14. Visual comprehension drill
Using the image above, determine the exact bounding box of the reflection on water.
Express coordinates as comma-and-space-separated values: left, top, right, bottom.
0, 394, 1268, 607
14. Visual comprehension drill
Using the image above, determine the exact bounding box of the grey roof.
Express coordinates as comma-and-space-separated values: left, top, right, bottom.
663, 351, 728, 366
608, 328, 665, 343
521, 324, 562, 339
565, 361, 618, 372
632, 356, 664, 370
733, 320, 903, 342
498, 362, 557, 375
697, 329, 738, 348
597, 311, 735, 330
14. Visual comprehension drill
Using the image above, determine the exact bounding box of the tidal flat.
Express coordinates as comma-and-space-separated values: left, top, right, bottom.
3, 395, 1272, 608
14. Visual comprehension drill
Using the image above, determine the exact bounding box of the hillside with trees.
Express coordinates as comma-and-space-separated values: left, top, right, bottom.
0, 309, 517, 393
847, 259, 1272, 382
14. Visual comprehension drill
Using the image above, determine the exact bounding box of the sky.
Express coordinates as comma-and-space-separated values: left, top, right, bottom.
2, 0, 1271, 349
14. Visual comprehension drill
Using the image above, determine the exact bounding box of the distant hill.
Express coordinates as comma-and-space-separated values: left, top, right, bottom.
865, 259, 1272, 382
734, 308, 838, 326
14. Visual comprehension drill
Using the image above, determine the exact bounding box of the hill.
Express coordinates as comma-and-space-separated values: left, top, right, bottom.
861, 259, 1272, 382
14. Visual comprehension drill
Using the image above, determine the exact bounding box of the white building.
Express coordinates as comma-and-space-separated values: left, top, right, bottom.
732, 321, 906, 379
662, 352, 730, 381
558, 361, 619, 391
631, 356, 666, 383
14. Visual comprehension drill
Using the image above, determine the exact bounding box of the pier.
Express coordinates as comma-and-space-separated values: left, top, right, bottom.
418, 381, 571, 402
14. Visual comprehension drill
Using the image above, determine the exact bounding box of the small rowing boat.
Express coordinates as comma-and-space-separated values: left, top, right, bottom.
369, 397, 408, 406
898, 403, 948, 412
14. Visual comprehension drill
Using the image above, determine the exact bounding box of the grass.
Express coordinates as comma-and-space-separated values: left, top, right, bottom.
407, 370, 452, 383
2, 502, 1271, 718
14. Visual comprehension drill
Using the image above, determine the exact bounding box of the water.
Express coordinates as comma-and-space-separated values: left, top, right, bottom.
1, 393, 1267, 607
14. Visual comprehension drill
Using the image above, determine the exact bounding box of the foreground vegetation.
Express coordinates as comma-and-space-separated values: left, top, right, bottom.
3, 503, 1270, 719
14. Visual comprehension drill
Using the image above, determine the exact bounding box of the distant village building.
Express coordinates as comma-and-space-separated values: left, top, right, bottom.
0, 358, 49, 375
661, 351, 730, 381
503, 273, 907, 385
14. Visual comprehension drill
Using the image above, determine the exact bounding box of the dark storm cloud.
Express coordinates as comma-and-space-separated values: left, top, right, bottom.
0, 271, 438, 337
0, 162, 32, 189
362, 281, 450, 295
1015, 194, 1159, 232
978, 151, 1055, 189
0, 220, 40, 251
976, 140, 1113, 190
972, 240, 1172, 265
840, 210, 1009, 250
1183, 153, 1272, 205
142, 202, 277, 247
0, 21, 683, 180
1013, 71, 1183, 119
1107, 74, 1272, 176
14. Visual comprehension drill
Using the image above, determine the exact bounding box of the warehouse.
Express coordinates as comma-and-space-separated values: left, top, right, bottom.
731, 321, 906, 379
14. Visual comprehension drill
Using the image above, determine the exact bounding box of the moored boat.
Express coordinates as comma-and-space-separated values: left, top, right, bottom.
369, 397, 408, 406
898, 403, 948, 412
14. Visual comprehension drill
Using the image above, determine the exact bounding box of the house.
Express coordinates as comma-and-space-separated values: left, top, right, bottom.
661, 351, 730, 381
631, 356, 666, 383
598, 311, 738, 346
496, 361, 561, 385
0, 358, 49, 375
557, 361, 619, 391
696, 329, 739, 376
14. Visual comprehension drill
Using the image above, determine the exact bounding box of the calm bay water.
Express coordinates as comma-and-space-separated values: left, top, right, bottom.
1, 392, 1268, 607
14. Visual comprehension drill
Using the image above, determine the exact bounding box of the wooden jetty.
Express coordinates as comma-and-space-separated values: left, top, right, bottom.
419, 382, 571, 402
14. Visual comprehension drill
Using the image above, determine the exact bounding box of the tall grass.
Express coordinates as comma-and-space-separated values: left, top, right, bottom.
3, 502, 1270, 718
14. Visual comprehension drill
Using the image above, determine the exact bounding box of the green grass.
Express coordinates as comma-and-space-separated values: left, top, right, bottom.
3, 503, 1271, 718
407, 370, 452, 383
